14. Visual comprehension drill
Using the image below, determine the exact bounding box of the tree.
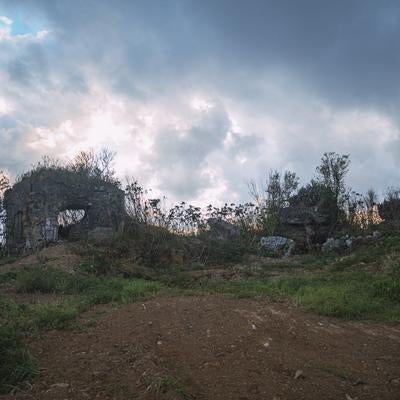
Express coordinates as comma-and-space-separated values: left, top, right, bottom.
249, 169, 299, 210
364, 188, 380, 225
316, 152, 350, 211
0, 170, 10, 245
68, 148, 117, 183
249, 169, 299, 234
290, 179, 338, 223
380, 187, 400, 223
266, 170, 299, 210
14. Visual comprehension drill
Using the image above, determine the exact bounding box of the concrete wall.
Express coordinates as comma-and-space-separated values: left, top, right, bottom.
4, 169, 125, 253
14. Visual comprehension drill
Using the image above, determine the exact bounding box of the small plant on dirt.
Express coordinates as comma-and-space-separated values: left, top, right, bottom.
156, 375, 194, 399
33, 302, 83, 330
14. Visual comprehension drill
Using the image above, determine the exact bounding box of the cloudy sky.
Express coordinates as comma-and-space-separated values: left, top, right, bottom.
1, 0, 400, 204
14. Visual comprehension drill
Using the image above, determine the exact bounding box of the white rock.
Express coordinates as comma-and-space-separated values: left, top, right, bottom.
260, 236, 296, 257
294, 369, 304, 379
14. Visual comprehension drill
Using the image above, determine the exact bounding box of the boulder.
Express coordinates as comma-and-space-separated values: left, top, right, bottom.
372, 230, 382, 240
345, 238, 353, 248
259, 236, 296, 257
322, 236, 354, 252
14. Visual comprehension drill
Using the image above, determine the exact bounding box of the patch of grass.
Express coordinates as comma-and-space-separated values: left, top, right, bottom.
0, 268, 164, 394
315, 363, 353, 381
0, 325, 37, 394
176, 268, 400, 320
120, 279, 162, 303
33, 301, 84, 330
15, 267, 70, 293
189, 236, 400, 320
156, 375, 193, 399
0, 298, 37, 394
296, 281, 383, 319
0, 255, 18, 266
11, 266, 164, 305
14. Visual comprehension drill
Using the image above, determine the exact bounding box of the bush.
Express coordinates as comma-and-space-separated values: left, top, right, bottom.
33, 302, 82, 330
15, 267, 69, 293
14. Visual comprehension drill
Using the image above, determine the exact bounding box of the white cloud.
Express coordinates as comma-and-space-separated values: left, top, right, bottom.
0, 97, 13, 115
3, 75, 400, 205
0, 16, 12, 26
1, 2, 400, 206
0, 15, 49, 42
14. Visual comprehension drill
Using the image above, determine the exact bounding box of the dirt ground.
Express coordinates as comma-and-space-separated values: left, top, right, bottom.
2, 294, 400, 400
0, 244, 82, 275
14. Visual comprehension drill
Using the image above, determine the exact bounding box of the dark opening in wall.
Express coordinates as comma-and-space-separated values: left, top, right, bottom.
58, 209, 85, 239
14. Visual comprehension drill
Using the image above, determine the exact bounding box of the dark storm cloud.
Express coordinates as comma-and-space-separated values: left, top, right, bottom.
187, 0, 400, 110
1, 0, 400, 201
3, 0, 400, 105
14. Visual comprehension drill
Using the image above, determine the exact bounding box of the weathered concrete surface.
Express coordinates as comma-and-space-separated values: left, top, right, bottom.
279, 206, 330, 226
207, 218, 241, 240
4, 169, 125, 252
278, 206, 332, 247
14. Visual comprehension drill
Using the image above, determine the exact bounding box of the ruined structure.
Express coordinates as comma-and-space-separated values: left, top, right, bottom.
278, 205, 332, 247
4, 169, 125, 252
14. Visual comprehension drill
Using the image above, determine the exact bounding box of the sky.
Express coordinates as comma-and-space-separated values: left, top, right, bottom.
0, 0, 400, 205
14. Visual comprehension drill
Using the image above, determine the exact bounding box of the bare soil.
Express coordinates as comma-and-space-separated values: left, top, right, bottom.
0, 243, 82, 275
3, 294, 400, 400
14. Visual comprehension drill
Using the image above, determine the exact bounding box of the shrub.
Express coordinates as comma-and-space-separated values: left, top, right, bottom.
15, 267, 69, 293
33, 302, 82, 330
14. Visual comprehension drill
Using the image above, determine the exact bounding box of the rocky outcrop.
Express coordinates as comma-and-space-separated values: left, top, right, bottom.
322, 231, 382, 252
321, 237, 349, 252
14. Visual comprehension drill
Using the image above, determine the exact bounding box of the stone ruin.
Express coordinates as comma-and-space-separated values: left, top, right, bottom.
4, 169, 125, 253
278, 205, 331, 247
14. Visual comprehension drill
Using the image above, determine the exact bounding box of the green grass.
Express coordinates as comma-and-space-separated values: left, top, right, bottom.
156, 375, 194, 399
12, 266, 163, 302
33, 301, 84, 330
2, 234, 400, 393
0, 298, 37, 394
0, 267, 163, 393
0, 325, 37, 394
0, 255, 18, 266
161, 235, 400, 320
183, 269, 400, 320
